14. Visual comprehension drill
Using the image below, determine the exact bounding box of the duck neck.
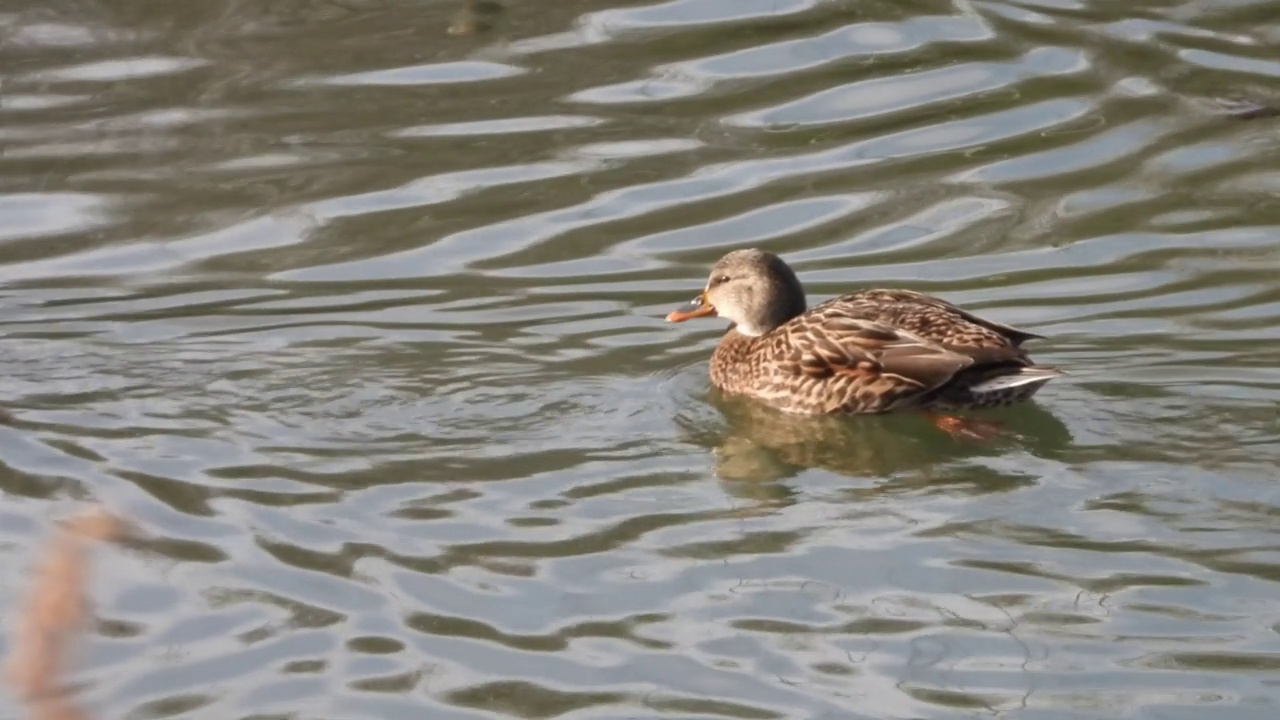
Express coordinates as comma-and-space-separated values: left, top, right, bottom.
742, 294, 805, 337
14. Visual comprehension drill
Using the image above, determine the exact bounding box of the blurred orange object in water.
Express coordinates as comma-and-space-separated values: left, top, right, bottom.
4, 508, 132, 720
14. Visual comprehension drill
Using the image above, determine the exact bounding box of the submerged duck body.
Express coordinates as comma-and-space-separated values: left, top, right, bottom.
666, 249, 1062, 416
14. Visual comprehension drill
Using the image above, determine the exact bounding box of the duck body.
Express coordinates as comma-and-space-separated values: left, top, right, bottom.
707, 288, 1058, 415
667, 250, 1061, 417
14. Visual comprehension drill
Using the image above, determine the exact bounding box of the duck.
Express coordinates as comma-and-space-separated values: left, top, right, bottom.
665, 248, 1062, 439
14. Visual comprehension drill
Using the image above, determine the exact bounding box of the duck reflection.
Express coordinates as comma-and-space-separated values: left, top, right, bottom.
682, 390, 1073, 492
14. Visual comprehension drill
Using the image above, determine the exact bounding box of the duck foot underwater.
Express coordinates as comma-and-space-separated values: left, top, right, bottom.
923, 412, 1005, 442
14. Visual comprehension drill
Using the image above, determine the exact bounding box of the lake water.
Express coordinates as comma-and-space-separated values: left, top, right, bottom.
2, 1, 1280, 718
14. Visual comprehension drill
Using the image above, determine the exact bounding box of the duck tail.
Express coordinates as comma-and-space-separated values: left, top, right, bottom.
967, 365, 1065, 394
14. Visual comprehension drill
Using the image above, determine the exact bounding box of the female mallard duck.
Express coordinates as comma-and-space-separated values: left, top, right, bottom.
665, 249, 1062, 439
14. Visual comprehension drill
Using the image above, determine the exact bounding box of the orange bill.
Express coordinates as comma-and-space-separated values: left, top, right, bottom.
666, 293, 716, 322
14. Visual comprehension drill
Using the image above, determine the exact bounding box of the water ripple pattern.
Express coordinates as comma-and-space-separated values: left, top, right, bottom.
2, 0, 1279, 718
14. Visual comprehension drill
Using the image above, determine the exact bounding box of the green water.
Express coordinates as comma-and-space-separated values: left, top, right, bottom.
2, 1, 1279, 718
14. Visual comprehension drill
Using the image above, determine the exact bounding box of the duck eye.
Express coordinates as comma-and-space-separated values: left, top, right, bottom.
713, 274, 731, 286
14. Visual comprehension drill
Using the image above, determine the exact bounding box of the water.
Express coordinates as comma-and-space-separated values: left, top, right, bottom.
2, 0, 1279, 718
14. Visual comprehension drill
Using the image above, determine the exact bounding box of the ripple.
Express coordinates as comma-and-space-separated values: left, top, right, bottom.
26, 56, 207, 82
311, 60, 526, 86
622, 193, 881, 255
5, 20, 101, 47
567, 137, 704, 160
595, 0, 818, 30
955, 119, 1171, 184
393, 115, 604, 137
1180, 48, 1280, 77
0, 93, 90, 111
570, 13, 999, 106
689, 15, 995, 79
727, 47, 1088, 128
0, 192, 112, 242
303, 160, 596, 224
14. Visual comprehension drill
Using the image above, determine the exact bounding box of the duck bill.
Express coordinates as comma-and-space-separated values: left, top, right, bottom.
665, 292, 717, 322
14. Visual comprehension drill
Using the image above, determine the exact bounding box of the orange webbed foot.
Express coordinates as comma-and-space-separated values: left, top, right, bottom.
926, 413, 1005, 443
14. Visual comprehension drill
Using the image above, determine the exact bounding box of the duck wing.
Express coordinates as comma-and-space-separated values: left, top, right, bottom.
770, 306, 1025, 412
825, 289, 1044, 348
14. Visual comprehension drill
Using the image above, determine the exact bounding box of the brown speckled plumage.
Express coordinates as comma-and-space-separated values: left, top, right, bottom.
667, 249, 1062, 416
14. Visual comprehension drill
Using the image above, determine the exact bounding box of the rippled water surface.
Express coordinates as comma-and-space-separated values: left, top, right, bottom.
3, 0, 1280, 718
